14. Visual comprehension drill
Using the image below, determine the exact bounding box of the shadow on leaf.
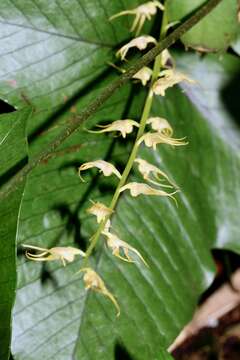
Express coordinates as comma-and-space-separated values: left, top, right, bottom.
114, 342, 135, 360
221, 70, 240, 128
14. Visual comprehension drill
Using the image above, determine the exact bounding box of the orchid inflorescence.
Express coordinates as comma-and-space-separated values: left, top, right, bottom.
23, 1, 195, 317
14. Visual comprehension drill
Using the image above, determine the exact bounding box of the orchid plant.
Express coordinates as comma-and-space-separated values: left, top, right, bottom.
23, 0, 196, 316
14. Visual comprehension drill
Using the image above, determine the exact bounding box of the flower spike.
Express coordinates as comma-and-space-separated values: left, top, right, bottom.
110, 1, 164, 35
78, 160, 121, 181
87, 201, 113, 223
153, 69, 196, 96
119, 182, 179, 202
137, 132, 188, 150
87, 119, 139, 138
146, 117, 173, 136
80, 267, 120, 317
116, 35, 157, 61
135, 158, 176, 188
104, 232, 148, 267
22, 244, 86, 266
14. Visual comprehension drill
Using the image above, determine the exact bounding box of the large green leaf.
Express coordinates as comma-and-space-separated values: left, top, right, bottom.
10, 51, 240, 360
167, 0, 239, 52
0, 0, 143, 110
0, 107, 31, 360
0, 0, 239, 359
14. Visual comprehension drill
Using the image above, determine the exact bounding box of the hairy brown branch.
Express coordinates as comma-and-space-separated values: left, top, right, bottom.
0, 0, 223, 199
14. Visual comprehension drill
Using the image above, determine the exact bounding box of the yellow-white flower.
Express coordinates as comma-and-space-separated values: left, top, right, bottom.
119, 182, 178, 201
110, 1, 164, 35
133, 66, 153, 86
78, 160, 121, 181
109, 63, 152, 86
22, 244, 86, 266
135, 158, 175, 188
88, 119, 139, 138
116, 35, 157, 61
103, 231, 148, 267
138, 132, 187, 150
146, 117, 173, 136
161, 49, 174, 69
80, 267, 120, 316
152, 69, 196, 96
87, 201, 113, 223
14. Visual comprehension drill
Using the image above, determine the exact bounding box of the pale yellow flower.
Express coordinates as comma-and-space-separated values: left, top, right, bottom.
87, 119, 139, 138
110, 1, 164, 35
78, 160, 121, 181
108, 62, 152, 86
80, 267, 120, 317
116, 35, 157, 61
135, 158, 175, 188
86, 201, 113, 223
119, 182, 178, 202
152, 69, 196, 96
146, 117, 173, 136
161, 49, 174, 69
22, 244, 85, 266
137, 132, 187, 150
133, 66, 152, 86
104, 232, 148, 267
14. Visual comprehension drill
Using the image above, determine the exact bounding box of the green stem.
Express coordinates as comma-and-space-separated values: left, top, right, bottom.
152, 3, 169, 80
0, 0, 223, 201
83, 5, 169, 264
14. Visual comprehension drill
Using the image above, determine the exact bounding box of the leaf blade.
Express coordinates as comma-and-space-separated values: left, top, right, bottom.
0, 107, 31, 360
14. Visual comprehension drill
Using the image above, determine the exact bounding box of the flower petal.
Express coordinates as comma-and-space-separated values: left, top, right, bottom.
80, 267, 120, 316
110, 2, 164, 35
78, 160, 121, 181
146, 117, 173, 136
104, 232, 148, 267
87, 120, 139, 138
116, 35, 157, 60
119, 182, 178, 198
87, 201, 113, 223
135, 158, 175, 188
133, 67, 152, 86
137, 132, 187, 150
23, 244, 85, 264
153, 69, 196, 96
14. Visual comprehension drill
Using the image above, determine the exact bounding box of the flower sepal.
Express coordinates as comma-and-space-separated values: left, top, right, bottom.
80, 267, 120, 317
22, 244, 86, 266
